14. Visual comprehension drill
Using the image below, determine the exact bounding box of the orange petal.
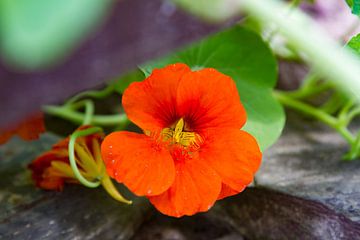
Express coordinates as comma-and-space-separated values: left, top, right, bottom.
149, 154, 222, 217
202, 129, 261, 193
0, 113, 45, 144
17, 113, 45, 141
0, 131, 14, 144
28, 150, 69, 190
38, 175, 65, 191
122, 63, 191, 131
176, 68, 246, 132
101, 131, 175, 196
217, 183, 245, 200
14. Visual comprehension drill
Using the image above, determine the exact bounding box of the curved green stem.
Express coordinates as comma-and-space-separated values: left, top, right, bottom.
301, 72, 320, 89
284, 82, 333, 100
278, 71, 333, 100
274, 91, 355, 145
346, 107, 360, 125
321, 92, 347, 115
344, 133, 360, 161
66, 84, 115, 105
43, 105, 129, 127
240, 0, 360, 103
82, 100, 95, 125
338, 99, 355, 123
69, 127, 103, 188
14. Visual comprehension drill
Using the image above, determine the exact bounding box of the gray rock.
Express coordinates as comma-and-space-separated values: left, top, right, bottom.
0, 134, 152, 240
131, 212, 238, 240
3, 113, 360, 240
211, 113, 360, 239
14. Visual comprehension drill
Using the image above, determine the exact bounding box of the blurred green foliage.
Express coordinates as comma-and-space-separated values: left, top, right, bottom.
171, 0, 239, 22
346, 0, 360, 15
0, 0, 112, 70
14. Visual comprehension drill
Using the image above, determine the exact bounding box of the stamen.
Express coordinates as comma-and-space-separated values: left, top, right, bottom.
173, 118, 185, 143
161, 118, 202, 148
68, 127, 103, 188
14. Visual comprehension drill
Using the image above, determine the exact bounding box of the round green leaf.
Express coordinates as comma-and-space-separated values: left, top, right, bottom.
142, 26, 284, 150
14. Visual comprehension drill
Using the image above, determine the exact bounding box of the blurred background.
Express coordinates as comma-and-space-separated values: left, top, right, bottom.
1, 0, 358, 128
1, 1, 360, 239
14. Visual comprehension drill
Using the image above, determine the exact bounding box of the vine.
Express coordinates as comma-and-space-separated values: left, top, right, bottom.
274, 74, 360, 160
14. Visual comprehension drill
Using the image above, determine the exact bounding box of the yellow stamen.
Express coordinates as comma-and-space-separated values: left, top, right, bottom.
92, 138, 105, 174
74, 142, 100, 178
51, 161, 76, 178
173, 118, 185, 142
161, 118, 202, 148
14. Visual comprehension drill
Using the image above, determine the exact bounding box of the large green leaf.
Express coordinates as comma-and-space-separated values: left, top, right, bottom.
112, 69, 145, 95
0, 0, 112, 70
140, 26, 284, 151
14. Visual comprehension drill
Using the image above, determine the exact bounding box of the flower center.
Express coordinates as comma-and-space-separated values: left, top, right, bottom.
161, 118, 202, 148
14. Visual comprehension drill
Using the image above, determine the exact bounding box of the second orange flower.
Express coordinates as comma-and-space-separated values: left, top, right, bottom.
101, 63, 262, 217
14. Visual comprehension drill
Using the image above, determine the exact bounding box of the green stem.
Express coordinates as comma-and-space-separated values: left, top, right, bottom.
338, 100, 355, 122
239, 0, 360, 103
284, 82, 332, 100
344, 133, 360, 161
66, 84, 115, 105
69, 127, 103, 188
274, 91, 355, 145
82, 100, 95, 125
346, 107, 360, 125
301, 72, 319, 88
44, 105, 129, 127
321, 92, 346, 115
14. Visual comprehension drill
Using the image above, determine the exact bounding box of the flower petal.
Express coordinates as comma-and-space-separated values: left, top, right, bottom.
0, 131, 13, 144
149, 155, 221, 217
123, 63, 191, 131
202, 130, 261, 193
217, 183, 245, 200
101, 131, 175, 196
17, 113, 45, 141
28, 150, 69, 190
0, 113, 45, 144
176, 68, 246, 132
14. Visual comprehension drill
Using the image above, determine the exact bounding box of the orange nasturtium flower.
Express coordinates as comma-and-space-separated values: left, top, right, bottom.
101, 63, 262, 217
29, 126, 131, 204
0, 113, 45, 144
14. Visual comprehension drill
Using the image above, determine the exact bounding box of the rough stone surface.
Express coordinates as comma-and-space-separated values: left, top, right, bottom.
209, 112, 360, 240
2, 113, 360, 240
131, 212, 242, 240
259, 113, 360, 224
0, 134, 151, 240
